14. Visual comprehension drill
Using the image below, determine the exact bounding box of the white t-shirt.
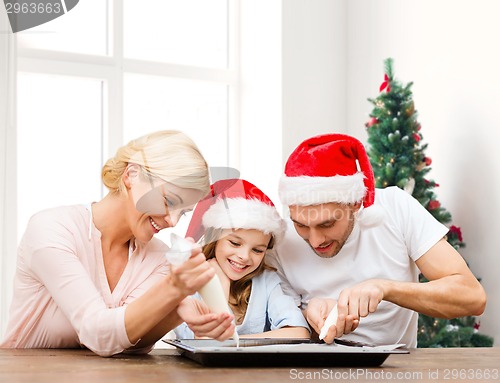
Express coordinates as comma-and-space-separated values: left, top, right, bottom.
268, 187, 449, 348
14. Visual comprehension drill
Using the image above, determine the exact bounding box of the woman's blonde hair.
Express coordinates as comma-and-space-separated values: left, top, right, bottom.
101, 130, 210, 196
202, 227, 275, 324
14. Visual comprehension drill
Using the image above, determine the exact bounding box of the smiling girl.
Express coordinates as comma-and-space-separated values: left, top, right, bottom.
175, 179, 310, 339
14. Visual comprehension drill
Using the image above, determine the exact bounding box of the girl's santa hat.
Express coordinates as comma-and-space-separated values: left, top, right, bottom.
186, 179, 286, 243
279, 133, 384, 226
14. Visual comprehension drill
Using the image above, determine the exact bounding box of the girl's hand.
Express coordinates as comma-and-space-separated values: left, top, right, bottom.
169, 242, 215, 297
177, 297, 235, 341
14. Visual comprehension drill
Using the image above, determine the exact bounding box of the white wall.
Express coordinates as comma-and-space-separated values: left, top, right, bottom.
279, 0, 499, 344
347, 0, 500, 345
282, 0, 348, 162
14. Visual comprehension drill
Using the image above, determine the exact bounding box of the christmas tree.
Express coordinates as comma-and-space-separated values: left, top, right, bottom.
365, 58, 493, 348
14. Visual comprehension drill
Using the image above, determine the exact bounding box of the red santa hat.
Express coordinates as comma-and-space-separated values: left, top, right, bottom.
186, 179, 286, 243
279, 133, 384, 226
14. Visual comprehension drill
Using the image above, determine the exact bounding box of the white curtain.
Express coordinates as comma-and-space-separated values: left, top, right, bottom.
0, 9, 17, 337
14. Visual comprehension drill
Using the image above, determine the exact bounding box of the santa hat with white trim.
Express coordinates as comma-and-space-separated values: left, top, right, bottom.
186, 179, 286, 243
279, 133, 384, 226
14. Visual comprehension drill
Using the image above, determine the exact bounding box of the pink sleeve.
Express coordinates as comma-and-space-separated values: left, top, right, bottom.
29, 245, 136, 356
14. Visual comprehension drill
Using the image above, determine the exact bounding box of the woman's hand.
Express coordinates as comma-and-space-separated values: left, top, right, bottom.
169, 242, 215, 297
177, 297, 235, 341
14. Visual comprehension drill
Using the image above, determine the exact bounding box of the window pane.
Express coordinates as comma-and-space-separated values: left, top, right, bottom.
16, 0, 109, 56
17, 73, 104, 239
123, 73, 228, 167
124, 0, 228, 68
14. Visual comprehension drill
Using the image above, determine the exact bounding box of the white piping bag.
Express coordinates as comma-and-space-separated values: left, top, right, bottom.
167, 233, 240, 346
319, 304, 338, 341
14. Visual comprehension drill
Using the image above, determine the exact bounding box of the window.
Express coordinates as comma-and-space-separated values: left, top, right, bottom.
123, 0, 228, 68
123, 73, 229, 165
16, 0, 109, 55
1, 0, 241, 336
15, 0, 238, 242
17, 73, 104, 233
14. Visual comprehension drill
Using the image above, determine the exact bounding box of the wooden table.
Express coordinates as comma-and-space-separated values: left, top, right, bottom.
0, 347, 498, 383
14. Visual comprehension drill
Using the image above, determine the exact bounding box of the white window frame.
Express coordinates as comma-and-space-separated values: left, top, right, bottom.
17, 1, 240, 166
0, 8, 18, 338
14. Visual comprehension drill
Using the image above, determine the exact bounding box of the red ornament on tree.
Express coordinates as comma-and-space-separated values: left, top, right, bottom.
413, 133, 421, 142
423, 179, 440, 187
365, 117, 379, 128
449, 225, 463, 242
424, 157, 432, 166
379, 74, 391, 93
428, 200, 441, 210
474, 321, 481, 332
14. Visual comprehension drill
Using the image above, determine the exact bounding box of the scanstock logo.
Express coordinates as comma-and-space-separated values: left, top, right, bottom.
3, 0, 79, 33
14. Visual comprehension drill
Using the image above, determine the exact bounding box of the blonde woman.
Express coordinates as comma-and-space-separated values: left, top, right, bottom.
1, 131, 234, 356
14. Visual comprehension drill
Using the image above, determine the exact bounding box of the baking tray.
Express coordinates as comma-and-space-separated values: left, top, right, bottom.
164, 338, 409, 367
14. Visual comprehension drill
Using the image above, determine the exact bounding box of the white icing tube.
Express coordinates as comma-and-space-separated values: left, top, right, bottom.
197, 274, 231, 314
198, 274, 240, 346
167, 234, 240, 345
319, 304, 338, 341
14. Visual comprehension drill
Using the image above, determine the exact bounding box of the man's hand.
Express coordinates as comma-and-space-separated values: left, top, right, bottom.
337, 279, 386, 320
177, 297, 235, 340
306, 297, 360, 344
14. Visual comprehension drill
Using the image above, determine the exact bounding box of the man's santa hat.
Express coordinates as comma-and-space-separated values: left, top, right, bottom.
186, 179, 286, 243
279, 133, 384, 226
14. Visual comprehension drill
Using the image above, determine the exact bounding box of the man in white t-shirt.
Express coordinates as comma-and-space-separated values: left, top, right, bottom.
268, 133, 486, 347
